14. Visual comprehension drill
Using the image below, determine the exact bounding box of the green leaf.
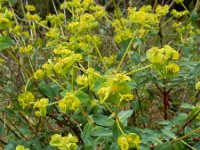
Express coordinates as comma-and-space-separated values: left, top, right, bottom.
0, 36, 14, 51
0, 124, 4, 136
131, 52, 141, 65
180, 103, 195, 109
161, 128, 176, 139
187, 63, 200, 79
112, 123, 121, 142
92, 126, 112, 137
75, 90, 90, 104
39, 81, 60, 101
116, 38, 131, 61
82, 123, 93, 139
117, 110, 133, 126
109, 142, 120, 150
91, 114, 114, 127
154, 142, 171, 150
4, 141, 16, 150
191, 11, 198, 24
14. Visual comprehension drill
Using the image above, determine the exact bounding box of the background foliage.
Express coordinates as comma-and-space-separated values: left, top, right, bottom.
0, 0, 200, 150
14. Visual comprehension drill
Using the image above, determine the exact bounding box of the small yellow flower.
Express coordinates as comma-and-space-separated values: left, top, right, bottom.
25, 4, 35, 11
58, 93, 80, 113
195, 81, 200, 90
175, 0, 184, 4
18, 91, 34, 109
16, 145, 30, 150
76, 75, 89, 86
34, 69, 45, 80
34, 98, 49, 117
166, 63, 180, 74
156, 5, 169, 16
20, 45, 33, 54
118, 135, 129, 150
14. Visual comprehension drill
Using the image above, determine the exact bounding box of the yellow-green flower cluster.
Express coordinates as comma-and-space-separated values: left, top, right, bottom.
46, 28, 61, 40
50, 133, 78, 150
11, 25, 22, 36
76, 75, 89, 86
146, 45, 180, 77
19, 45, 33, 54
67, 13, 98, 34
61, 0, 105, 19
146, 45, 179, 64
25, 12, 41, 22
112, 6, 159, 43
97, 73, 133, 105
171, 9, 188, 18
172, 22, 195, 39
166, 63, 180, 75
76, 67, 101, 87
34, 60, 54, 80
195, 81, 200, 90
117, 133, 141, 150
103, 55, 115, 66
58, 93, 80, 113
128, 7, 159, 27
175, 0, 184, 4
25, 4, 35, 11
120, 94, 134, 102
0, 58, 5, 64
156, 5, 169, 16
140, 5, 152, 12
46, 13, 65, 26
0, 9, 12, 30
54, 53, 82, 75
16, 145, 30, 150
34, 98, 49, 117
18, 91, 34, 109
69, 35, 102, 52
112, 18, 132, 43
34, 69, 45, 80
42, 60, 54, 76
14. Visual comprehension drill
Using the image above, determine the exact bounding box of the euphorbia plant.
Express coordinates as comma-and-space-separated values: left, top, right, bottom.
0, 0, 200, 150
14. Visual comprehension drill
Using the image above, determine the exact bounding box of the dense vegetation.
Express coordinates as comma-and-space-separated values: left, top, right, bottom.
0, 0, 200, 150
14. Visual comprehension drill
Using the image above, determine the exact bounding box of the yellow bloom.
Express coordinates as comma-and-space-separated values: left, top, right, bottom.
166, 63, 180, 74
34, 69, 45, 80
19, 45, 33, 54
18, 91, 34, 109
34, 98, 49, 117
156, 5, 169, 16
25, 4, 35, 11
195, 81, 200, 90
16, 145, 30, 150
175, 0, 184, 4
58, 93, 80, 113
76, 75, 89, 86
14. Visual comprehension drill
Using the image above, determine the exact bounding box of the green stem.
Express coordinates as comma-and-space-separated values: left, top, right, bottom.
92, 40, 108, 71
117, 33, 136, 72
194, 0, 200, 11
161, 17, 174, 27
116, 118, 125, 135
71, 65, 74, 92
126, 64, 152, 75
6, 50, 31, 77
103, 102, 125, 135
25, 78, 31, 91
48, 76, 65, 90
181, 3, 191, 15
172, 127, 200, 142
28, 58, 35, 74
181, 140, 197, 150
112, 0, 125, 30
